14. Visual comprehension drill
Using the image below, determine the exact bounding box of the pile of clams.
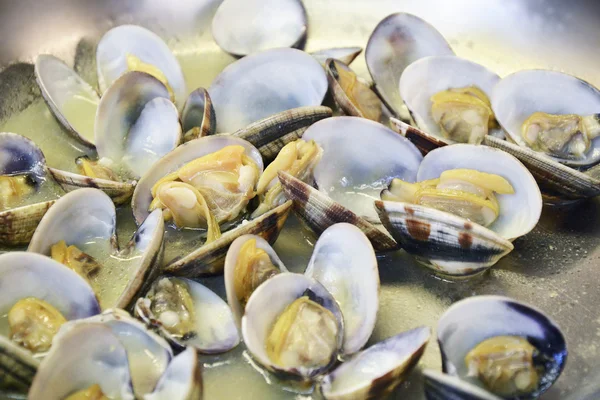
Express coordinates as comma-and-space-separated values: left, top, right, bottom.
0, 2, 580, 399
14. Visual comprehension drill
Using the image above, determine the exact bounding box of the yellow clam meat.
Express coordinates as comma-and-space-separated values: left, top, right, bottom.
430, 86, 496, 144
521, 111, 600, 159
149, 278, 197, 340
64, 384, 108, 400
149, 145, 260, 230
0, 174, 36, 210
76, 157, 121, 182
382, 169, 515, 227
465, 335, 542, 397
252, 139, 322, 217
126, 54, 175, 102
8, 297, 67, 353
51, 240, 101, 286
234, 239, 280, 309
266, 296, 338, 370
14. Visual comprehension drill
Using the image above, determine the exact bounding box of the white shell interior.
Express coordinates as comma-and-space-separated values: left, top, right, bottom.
241, 273, 343, 377
492, 69, 600, 167
28, 324, 134, 400
212, 0, 307, 56
224, 234, 288, 328
365, 13, 454, 116
304, 223, 379, 355
417, 144, 542, 240
96, 24, 186, 108
209, 48, 327, 133
34, 54, 99, 146
123, 97, 181, 178
63, 310, 173, 398
321, 326, 430, 398
399, 55, 501, 141
173, 277, 240, 353
0, 252, 100, 320
132, 135, 263, 224
423, 369, 502, 400
303, 116, 422, 222
94, 71, 180, 179
437, 296, 565, 390
144, 347, 199, 400
28, 188, 116, 254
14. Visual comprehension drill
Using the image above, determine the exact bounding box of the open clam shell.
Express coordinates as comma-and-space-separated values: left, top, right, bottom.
325, 59, 383, 122
232, 105, 332, 162
365, 13, 454, 118
28, 323, 135, 400
305, 223, 379, 356
435, 296, 567, 399
311, 47, 362, 67
35, 54, 100, 147
320, 326, 431, 400
136, 277, 240, 354
279, 116, 421, 252
48, 71, 181, 203
492, 69, 600, 168
224, 234, 288, 327
242, 272, 344, 380
399, 55, 501, 143
132, 135, 263, 224
209, 48, 328, 133
28, 188, 164, 310
182, 88, 216, 142
0, 252, 100, 391
376, 144, 542, 277
96, 24, 186, 108
59, 309, 173, 398
0, 132, 57, 245
212, 0, 307, 57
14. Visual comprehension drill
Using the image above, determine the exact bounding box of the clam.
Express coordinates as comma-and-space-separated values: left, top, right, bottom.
28, 309, 202, 400
212, 0, 307, 57
224, 234, 288, 327
136, 277, 240, 354
304, 223, 379, 356
96, 24, 186, 108
0, 132, 60, 245
492, 70, 600, 168
311, 47, 362, 67
48, 71, 181, 204
0, 252, 100, 391
279, 116, 423, 251
35, 54, 100, 147
28, 188, 164, 310
320, 326, 431, 400
399, 55, 501, 144
376, 144, 542, 277
242, 272, 344, 380
181, 88, 216, 142
365, 13, 454, 119
209, 48, 328, 133
132, 135, 291, 276
427, 296, 567, 399
325, 59, 383, 122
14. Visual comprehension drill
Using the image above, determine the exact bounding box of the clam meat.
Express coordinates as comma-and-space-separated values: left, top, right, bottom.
383, 168, 515, 227
521, 112, 600, 159
465, 335, 543, 398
